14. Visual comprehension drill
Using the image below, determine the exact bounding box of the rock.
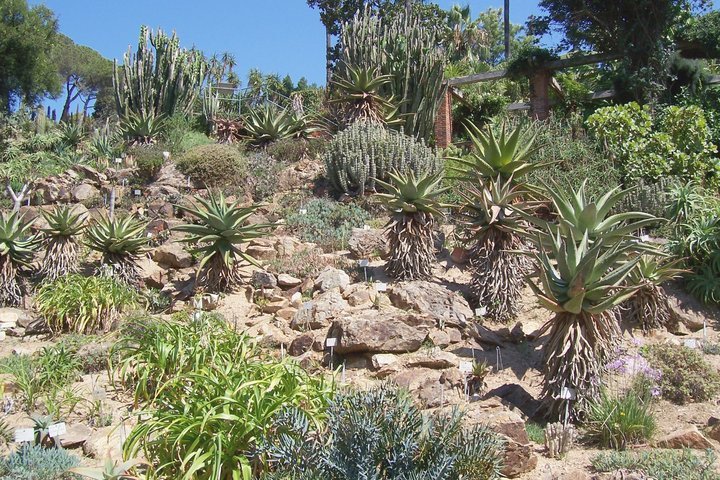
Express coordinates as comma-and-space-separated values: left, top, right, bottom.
289, 333, 322, 356
276, 307, 297, 321
24, 318, 49, 336
450, 246, 470, 264
6, 327, 24, 337
252, 271, 278, 289
405, 350, 459, 369
137, 257, 168, 289
153, 242, 194, 269
654, 426, 714, 449
73, 165, 107, 185
145, 218, 170, 237
291, 291, 348, 330
277, 273, 302, 289
484, 384, 542, 419
428, 329, 451, 348
344, 283, 374, 307
328, 311, 432, 354
147, 200, 174, 218
314, 267, 350, 292
215, 287, 255, 322
83, 424, 129, 460
347, 228, 388, 259
0, 308, 31, 328
59, 424, 92, 449
667, 284, 717, 333
371, 353, 399, 369
72, 183, 100, 202
502, 441, 538, 478
389, 281, 473, 328
246, 245, 277, 261
262, 297, 290, 314
290, 292, 303, 307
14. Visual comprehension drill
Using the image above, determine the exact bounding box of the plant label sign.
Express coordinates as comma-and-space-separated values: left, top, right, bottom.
559, 387, 576, 400
375, 282, 387, 292
48, 422, 66, 438
684, 339, 699, 349
134, 189, 142, 196
475, 307, 487, 317
114, 158, 122, 164
459, 361, 473, 374
14, 428, 34, 443
363, 224, 371, 230
326, 338, 338, 348
299, 208, 308, 215
358, 259, 370, 268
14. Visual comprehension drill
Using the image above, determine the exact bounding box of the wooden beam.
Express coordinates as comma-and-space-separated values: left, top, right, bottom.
708, 75, 720, 85
590, 89, 615, 100
447, 70, 508, 86
544, 52, 623, 70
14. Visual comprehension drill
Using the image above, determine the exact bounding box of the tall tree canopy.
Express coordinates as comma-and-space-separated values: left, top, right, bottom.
52, 34, 113, 120
0, 0, 60, 112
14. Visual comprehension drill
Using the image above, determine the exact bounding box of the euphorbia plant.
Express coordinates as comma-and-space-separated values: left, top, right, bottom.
175, 192, 271, 292
375, 170, 448, 280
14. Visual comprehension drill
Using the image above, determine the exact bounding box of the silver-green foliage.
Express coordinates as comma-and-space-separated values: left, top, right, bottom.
339, 7, 446, 141
113, 26, 207, 118
0, 445, 79, 480
325, 122, 440, 195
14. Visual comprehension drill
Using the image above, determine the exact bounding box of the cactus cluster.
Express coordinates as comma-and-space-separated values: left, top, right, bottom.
113, 26, 207, 118
324, 122, 440, 195
339, 7, 446, 141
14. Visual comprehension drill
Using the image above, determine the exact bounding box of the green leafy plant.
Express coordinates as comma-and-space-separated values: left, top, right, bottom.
175, 192, 271, 292
243, 104, 312, 147
686, 253, 720, 305
36, 274, 137, 334
0, 444, 79, 480
0, 211, 40, 306
176, 143, 247, 188
58, 121, 85, 150
625, 255, 685, 332
642, 344, 720, 404
591, 449, 720, 480
128, 144, 166, 181
374, 170, 447, 280
329, 64, 401, 127
585, 389, 656, 450
70, 458, 149, 479
324, 121, 440, 195
458, 176, 535, 322
260, 385, 504, 480
37, 206, 86, 281
285, 197, 370, 252
119, 112, 167, 146
85, 214, 148, 286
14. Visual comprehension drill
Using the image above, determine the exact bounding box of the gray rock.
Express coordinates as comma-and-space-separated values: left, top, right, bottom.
277, 273, 302, 289
0, 308, 32, 328
252, 271, 278, 289
328, 311, 432, 354
60, 424, 92, 449
291, 291, 349, 331
72, 183, 100, 202
152, 242, 194, 269
314, 267, 350, 292
389, 281, 473, 328
348, 228, 388, 259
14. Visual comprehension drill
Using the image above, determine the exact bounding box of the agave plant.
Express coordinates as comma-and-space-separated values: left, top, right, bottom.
243, 104, 309, 147
85, 215, 149, 286
0, 212, 40, 306
624, 255, 685, 332
175, 192, 271, 292
69, 458, 149, 479
459, 176, 536, 322
375, 170, 448, 280
58, 121, 86, 150
448, 121, 543, 183
120, 112, 166, 146
330, 64, 402, 127
528, 230, 642, 420
37, 206, 86, 281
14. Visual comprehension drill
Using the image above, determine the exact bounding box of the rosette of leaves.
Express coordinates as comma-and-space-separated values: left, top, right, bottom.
119, 112, 166, 146
458, 176, 536, 322
375, 170, 448, 280
329, 64, 402, 127
37, 206, 86, 281
0, 212, 40, 306
625, 254, 685, 333
447, 121, 543, 184
243, 104, 313, 147
175, 192, 272, 292
85, 215, 149, 286
527, 229, 642, 421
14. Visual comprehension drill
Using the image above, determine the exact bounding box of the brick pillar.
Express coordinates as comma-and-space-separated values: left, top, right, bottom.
529, 70, 551, 120
434, 88, 452, 148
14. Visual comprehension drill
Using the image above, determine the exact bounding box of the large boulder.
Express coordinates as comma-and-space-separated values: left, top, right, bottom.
314, 267, 350, 293
389, 281, 473, 328
348, 228, 388, 259
72, 183, 100, 202
653, 426, 714, 449
291, 291, 348, 330
152, 242, 194, 269
328, 311, 433, 354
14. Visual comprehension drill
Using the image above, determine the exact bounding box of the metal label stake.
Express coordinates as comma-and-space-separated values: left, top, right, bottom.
496, 346, 503, 371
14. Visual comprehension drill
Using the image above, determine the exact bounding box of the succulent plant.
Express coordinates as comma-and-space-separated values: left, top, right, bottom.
243, 104, 313, 147
0, 212, 40, 306
329, 64, 402, 127
38, 206, 86, 281
175, 192, 271, 292
458, 175, 536, 322
69, 458, 149, 479
119, 112, 166, 146
85, 215, 148, 286
625, 254, 685, 332
375, 170, 448, 280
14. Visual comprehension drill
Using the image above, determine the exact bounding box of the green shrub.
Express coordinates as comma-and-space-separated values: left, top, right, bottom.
162, 114, 213, 155
285, 197, 370, 252
261, 385, 504, 480
591, 449, 720, 480
643, 344, 720, 404
266, 137, 325, 163
127, 144, 166, 180
120, 312, 333, 479
525, 422, 546, 444
585, 389, 656, 450
176, 143, 247, 188
0, 445, 80, 480
36, 275, 138, 334
324, 122, 440, 195
267, 248, 334, 280
247, 151, 289, 202
526, 117, 620, 201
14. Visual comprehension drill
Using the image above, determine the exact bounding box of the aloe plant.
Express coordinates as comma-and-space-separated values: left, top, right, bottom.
459, 176, 536, 322
0, 212, 40, 306
85, 215, 148, 286
175, 192, 271, 292
329, 64, 402, 127
243, 105, 312, 147
375, 170, 448, 280
625, 255, 685, 332
69, 458, 149, 479
527, 229, 642, 420
38, 206, 86, 281
119, 112, 166, 146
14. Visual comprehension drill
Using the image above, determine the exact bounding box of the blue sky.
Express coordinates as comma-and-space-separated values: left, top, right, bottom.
32, 0, 545, 88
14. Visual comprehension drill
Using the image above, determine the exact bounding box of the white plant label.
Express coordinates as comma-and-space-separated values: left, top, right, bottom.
48, 422, 66, 438
684, 339, 699, 349
14, 428, 34, 443
375, 282, 387, 292
0, 331, 6, 341
299, 208, 307, 215
114, 158, 122, 164
640, 234, 650, 242
326, 338, 338, 348
363, 224, 371, 230
560, 387, 577, 400
459, 361, 473, 374
358, 259, 370, 268
134, 189, 141, 196
475, 307, 487, 317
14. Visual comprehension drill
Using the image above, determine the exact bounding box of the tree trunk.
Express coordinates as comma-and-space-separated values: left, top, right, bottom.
326, 27, 333, 86
504, 0, 511, 60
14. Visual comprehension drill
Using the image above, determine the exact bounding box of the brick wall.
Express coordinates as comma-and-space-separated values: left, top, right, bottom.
434, 89, 452, 148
